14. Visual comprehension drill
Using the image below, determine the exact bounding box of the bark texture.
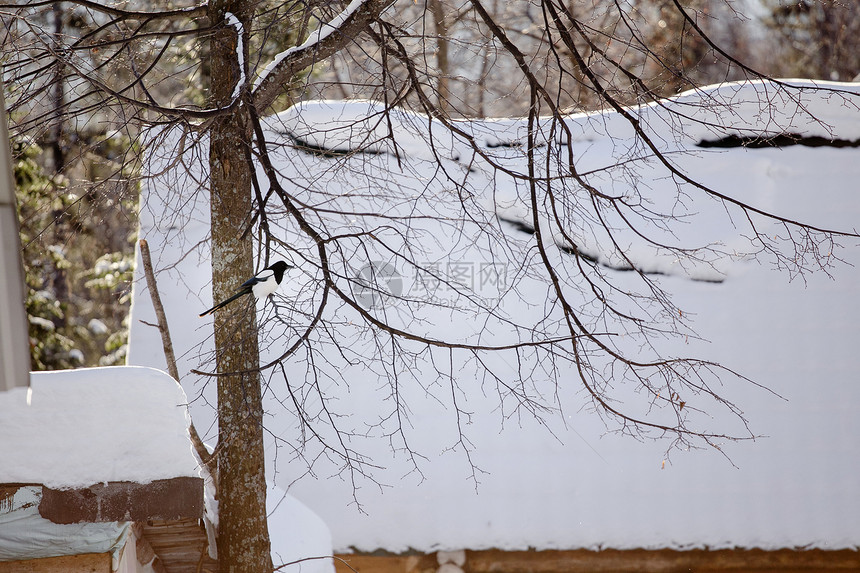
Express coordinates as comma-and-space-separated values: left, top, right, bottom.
208, 0, 273, 571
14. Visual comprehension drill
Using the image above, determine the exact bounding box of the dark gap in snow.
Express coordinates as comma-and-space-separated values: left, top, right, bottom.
498, 216, 725, 283
697, 133, 860, 149
498, 216, 615, 270
556, 242, 630, 270
485, 140, 548, 150
279, 130, 462, 162
277, 131, 386, 158
485, 140, 523, 149
293, 139, 385, 158
498, 216, 536, 236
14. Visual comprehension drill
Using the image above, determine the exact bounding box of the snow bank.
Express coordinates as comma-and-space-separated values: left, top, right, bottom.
268, 489, 334, 573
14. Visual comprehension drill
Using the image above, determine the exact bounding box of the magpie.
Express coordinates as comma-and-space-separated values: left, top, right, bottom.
199, 260, 291, 317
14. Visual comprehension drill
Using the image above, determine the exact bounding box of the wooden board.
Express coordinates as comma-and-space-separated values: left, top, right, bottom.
141, 518, 218, 573
0, 553, 110, 573
335, 548, 860, 573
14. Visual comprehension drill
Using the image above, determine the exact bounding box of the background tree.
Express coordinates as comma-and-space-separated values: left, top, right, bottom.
4, 0, 859, 571
5, 2, 145, 370
13, 134, 135, 370
761, 0, 860, 81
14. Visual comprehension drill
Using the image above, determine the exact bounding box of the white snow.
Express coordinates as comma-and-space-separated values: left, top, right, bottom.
88, 318, 109, 335
225, 12, 246, 102
0, 366, 200, 488
27, 315, 54, 331
129, 79, 860, 554
268, 488, 334, 573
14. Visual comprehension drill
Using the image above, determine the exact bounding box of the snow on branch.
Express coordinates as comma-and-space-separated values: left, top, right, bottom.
225, 12, 246, 103
253, 0, 366, 91
251, 0, 394, 111
254, 0, 367, 89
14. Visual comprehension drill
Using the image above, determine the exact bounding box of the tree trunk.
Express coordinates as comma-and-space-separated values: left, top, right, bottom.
428, 0, 450, 114
208, 0, 273, 571
50, 2, 65, 173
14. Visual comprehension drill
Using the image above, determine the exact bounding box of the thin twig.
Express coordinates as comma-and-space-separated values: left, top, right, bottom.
138, 239, 218, 480
274, 555, 358, 573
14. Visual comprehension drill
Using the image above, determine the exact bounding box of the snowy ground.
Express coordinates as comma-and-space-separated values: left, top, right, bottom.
128, 79, 860, 554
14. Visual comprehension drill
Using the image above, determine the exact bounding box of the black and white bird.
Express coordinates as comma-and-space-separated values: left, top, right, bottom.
199, 260, 291, 317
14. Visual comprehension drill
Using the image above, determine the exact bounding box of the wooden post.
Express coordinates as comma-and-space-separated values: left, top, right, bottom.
0, 73, 31, 391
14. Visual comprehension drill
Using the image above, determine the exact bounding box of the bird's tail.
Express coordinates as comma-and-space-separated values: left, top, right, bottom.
198, 288, 251, 317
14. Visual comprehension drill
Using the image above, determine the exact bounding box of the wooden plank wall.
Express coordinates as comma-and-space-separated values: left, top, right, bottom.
141, 518, 217, 573
335, 548, 860, 573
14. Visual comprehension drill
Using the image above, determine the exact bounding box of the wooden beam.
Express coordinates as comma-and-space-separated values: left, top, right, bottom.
132, 522, 157, 565
142, 518, 218, 573
335, 553, 438, 573
335, 548, 860, 573
0, 552, 110, 573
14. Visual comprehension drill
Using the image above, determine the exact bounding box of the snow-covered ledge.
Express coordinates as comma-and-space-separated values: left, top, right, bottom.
0, 366, 205, 565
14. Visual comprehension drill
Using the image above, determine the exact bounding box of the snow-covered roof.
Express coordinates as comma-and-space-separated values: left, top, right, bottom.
0, 366, 200, 488
128, 79, 860, 553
